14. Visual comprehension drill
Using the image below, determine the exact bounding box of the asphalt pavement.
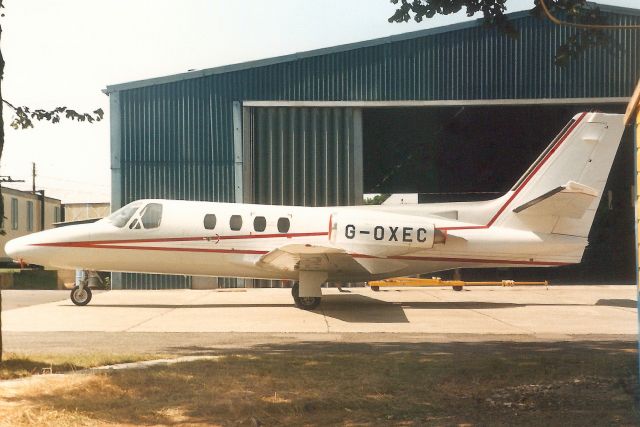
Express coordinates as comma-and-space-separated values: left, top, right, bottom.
1, 290, 72, 311
1, 286, 636, 354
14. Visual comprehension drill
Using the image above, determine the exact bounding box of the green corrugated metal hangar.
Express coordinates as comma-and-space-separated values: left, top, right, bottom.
105, 5, 640, 290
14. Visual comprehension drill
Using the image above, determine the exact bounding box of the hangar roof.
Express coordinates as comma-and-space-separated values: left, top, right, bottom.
104, 4, 640, 94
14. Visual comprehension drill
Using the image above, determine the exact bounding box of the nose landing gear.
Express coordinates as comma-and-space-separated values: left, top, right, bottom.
70, 270, 103, 306
70, 285, 92, 306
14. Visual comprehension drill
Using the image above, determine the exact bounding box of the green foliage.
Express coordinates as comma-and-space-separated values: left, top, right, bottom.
389, 0, 516, 36
4, 101, 104, 129
364, 193, 391, 205
388, 0, 612, 66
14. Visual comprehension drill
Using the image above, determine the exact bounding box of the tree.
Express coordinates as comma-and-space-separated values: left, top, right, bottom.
388, 0, 612, 65
0, 0, 103, 363
364, 194, 391, 205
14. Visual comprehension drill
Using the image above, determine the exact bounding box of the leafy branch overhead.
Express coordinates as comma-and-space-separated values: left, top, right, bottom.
388, 0, 612, 65
3, 100, 104, 129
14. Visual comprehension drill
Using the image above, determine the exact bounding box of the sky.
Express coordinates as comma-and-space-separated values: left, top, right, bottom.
0, 0, 637, 203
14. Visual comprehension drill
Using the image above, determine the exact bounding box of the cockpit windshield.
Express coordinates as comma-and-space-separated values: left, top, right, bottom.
105, 202, 142, 228
140, 203, 163, 228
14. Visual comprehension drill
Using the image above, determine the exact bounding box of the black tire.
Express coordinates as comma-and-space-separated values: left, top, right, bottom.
71, 285, 92, 306
452, 286, 463, 291
370, 285, 380, 292
293, 296, 321, 310
291, 283, 321, 310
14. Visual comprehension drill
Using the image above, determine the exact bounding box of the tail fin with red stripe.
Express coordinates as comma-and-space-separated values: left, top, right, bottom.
494, 112, 625, 236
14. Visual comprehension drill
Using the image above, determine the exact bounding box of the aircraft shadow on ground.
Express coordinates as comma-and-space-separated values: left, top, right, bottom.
595, 299, 637, 308
319, 294, 409, 323
62, 296, 636, 325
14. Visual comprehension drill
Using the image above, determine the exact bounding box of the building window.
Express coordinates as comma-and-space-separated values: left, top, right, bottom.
26, 201, 33, 231
230, 215, 242, 231
253, 216, 266, 232
11, 198, 18, 230
203, 214, 217, 230
54, 206, 61, 223
277, 217, 290, 233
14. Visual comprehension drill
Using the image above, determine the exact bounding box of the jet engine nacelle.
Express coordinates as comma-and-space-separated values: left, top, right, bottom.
329, 211, 445, 257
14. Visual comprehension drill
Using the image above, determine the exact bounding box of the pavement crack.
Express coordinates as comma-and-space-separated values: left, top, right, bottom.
123, 308, 176, 332
124, 292, 204, 332
320, 307, 331, 333
468, 308, 535, 334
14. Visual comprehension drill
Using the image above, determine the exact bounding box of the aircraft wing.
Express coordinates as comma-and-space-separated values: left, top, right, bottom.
256, 244, 406, 275
512, 181, 598, 219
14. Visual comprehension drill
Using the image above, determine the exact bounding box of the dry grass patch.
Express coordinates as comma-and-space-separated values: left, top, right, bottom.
0, 353, 165, 380
0, 341, 638, 426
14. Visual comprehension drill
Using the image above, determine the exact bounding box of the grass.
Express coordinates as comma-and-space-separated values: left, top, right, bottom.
0, 341, 638, 426
0, 353, 164, 380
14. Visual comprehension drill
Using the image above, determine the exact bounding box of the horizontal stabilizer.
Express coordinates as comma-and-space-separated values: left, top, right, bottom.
512, 181, 598, 219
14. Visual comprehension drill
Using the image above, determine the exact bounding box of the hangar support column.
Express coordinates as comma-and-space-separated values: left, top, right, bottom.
109, 90, 123, 290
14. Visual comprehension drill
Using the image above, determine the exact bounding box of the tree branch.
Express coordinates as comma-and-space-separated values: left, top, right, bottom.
388, 0, 616, 66
2, 100, 104, 129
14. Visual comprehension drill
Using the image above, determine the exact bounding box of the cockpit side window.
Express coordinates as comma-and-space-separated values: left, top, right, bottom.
105, 202, 142, 228
140, 203, 163, 229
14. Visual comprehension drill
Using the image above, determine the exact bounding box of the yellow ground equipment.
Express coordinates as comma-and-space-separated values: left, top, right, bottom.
368, 277, 549, 291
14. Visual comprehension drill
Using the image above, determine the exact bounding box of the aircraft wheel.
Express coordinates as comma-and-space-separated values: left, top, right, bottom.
71, 286, 92, 306
452, 286, 463, 291
294, 296, 321, 310
291, 283, 321, 310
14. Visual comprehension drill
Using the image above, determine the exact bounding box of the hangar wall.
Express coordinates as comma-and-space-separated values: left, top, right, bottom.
107, 6, 640, 289
245, 107, 363, 206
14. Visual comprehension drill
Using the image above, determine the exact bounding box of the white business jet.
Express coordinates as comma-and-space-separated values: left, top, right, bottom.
5, 112, 626, 309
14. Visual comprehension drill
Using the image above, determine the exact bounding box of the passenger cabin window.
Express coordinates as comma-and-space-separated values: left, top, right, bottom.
140, 203, 163, 229
277, 217, 290, 233
203, 214, 217, 230
230, 215, 243, 231
253, 216, 266, 232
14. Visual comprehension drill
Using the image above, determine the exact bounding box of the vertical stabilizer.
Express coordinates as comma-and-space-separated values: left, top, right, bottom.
494, 112, 625, 236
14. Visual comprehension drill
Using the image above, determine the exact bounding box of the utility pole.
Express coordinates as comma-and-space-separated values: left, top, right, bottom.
31, 162, 36, 194
623, 78, 640, 393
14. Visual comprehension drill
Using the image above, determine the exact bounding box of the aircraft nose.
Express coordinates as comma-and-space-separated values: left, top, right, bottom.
5, 235, 30, 262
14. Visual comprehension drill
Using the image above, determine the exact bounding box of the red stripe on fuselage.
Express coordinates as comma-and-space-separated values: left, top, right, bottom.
84, 245, 269, 255
32, 231, 329, 248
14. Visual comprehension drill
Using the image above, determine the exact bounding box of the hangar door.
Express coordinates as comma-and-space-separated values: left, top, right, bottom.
242, 107, 363, 206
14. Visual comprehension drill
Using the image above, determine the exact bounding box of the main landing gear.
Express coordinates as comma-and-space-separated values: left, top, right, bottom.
291, 283, 321, 310
291, 271, 327, 310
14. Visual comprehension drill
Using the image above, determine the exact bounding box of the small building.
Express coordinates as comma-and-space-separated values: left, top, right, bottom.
0, 187, 62, 264
63, 202, 110, 222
